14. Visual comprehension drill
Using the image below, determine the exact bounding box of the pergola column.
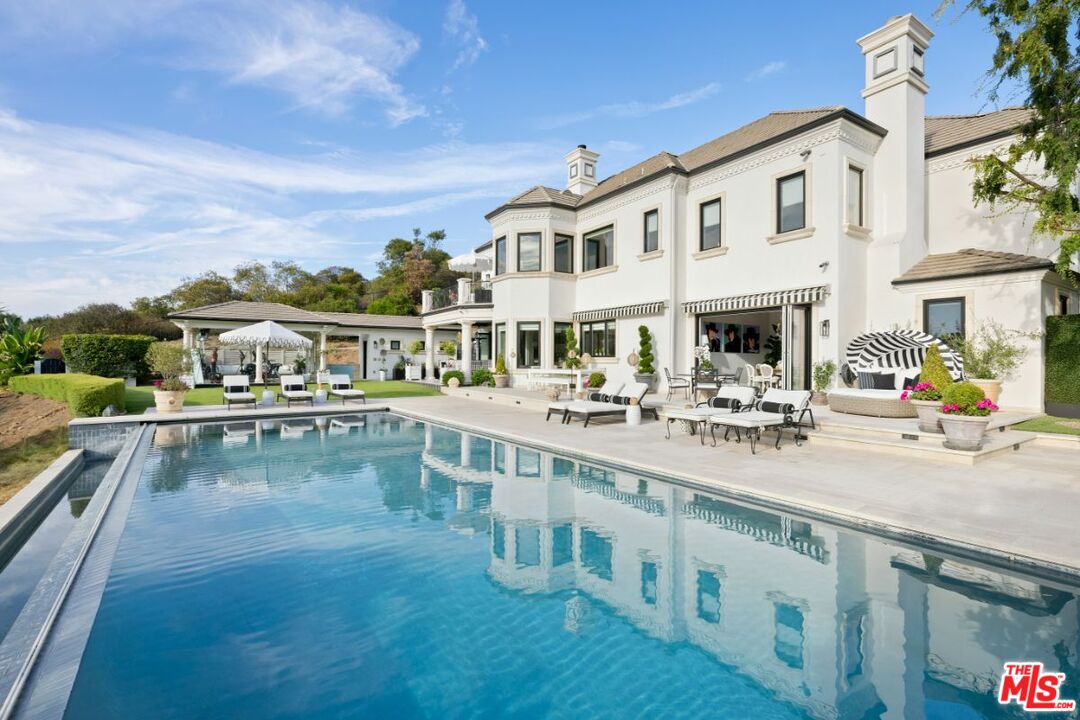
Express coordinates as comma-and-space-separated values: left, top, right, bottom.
181, 325, 193, 350
424, 326, 435, 381
319, 330, 328, 371
460, 321, 473, 383
254, 343, 265, 384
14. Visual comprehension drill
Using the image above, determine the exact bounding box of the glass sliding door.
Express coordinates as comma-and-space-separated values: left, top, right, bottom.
783, 305, 811, 391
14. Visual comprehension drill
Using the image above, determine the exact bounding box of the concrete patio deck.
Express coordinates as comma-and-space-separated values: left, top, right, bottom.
385, 394, 1080, 579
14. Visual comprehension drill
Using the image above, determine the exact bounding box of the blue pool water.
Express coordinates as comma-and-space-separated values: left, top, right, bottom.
12, 414, 1080, 718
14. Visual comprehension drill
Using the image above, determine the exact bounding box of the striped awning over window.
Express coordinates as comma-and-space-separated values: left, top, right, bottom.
572, 301, 666, 323
681, 285, 828, 314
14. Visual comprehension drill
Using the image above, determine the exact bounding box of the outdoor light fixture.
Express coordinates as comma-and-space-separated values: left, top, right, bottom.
820, 320, 830, 338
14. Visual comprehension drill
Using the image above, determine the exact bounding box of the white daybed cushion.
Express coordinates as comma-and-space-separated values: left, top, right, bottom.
548, 381, 623, 412
330, 388, 366, 398
709, 411, 788, 429
223, 391, 257, 402
826, 388, 904, 401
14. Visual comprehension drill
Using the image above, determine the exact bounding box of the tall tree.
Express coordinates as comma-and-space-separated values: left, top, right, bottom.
168, 271, 237, 310
938, 0, 1080, 275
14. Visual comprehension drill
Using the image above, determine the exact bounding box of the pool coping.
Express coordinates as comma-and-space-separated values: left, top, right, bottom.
386, 403, 1080, 586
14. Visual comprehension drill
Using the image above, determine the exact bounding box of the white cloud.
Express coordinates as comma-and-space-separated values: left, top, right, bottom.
0, 0, 426, 124
537, 82, 721, 129
443, 0, 488, 71
745, 60, 786, 82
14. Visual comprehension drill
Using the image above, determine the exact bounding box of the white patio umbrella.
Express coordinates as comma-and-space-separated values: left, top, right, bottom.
448, 251, 492, 274
219, 320, 313, 384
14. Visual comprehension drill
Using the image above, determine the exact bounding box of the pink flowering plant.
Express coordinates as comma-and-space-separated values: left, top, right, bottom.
900, 381, 941, 402
938, 381, 997, 417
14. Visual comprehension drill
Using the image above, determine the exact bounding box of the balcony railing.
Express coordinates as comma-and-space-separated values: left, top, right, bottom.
428, 280, 492, 312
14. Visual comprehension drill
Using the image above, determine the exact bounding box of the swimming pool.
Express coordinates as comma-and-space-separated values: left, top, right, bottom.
2, 412, 1077, 718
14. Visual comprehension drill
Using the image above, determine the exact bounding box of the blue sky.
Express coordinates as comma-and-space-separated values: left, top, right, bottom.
0, 0, 1015, 317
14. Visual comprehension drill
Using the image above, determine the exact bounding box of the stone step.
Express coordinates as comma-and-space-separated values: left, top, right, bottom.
806, 428, 1036, 465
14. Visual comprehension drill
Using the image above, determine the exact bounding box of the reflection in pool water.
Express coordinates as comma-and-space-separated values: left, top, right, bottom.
33, 415, 1079, 719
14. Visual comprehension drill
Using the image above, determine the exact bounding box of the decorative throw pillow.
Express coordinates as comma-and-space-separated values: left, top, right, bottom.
588, 391, 606, 402
759, 401, 795, 415
709, 396, 739, 409
857, 371, 894, 390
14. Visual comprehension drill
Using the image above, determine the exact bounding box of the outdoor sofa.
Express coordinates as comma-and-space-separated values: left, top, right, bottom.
827, 368, 918, 418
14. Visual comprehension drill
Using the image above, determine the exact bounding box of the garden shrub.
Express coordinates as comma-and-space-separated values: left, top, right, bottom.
493, 354, 508, 375
9, 373, 126, 417
61, 334, 156, 379
470, 368, 494, 387
1046, 315, 1080, 404
941, 381, 986, 412
919, 344, 953, 390
442, 370, 465, 386
637, 325, 655, 374
587, 371, 606, 389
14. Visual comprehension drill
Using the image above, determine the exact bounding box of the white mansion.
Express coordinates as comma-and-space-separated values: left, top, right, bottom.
421, 14, 1078, 411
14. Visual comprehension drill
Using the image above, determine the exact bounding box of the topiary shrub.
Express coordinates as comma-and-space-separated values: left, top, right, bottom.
1045, 315, 1080, 406
442, 370, 465, 386
637, 325, 655, 374
587, 371, 606, 389
563, 326, 581, 369
941, 381, 986, 413
61, 334, 157, 379
493, 353, 508, 375
9, 373, 126, 417
471, 368, 494, 387
919, 344, 954, 391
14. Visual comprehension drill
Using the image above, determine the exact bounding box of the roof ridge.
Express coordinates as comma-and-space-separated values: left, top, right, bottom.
767, 106, 845, 116
927, 106, 1030, 120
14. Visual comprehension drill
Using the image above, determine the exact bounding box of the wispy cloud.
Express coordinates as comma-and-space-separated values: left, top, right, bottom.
0, 0, 426, 124
0, 109, 561, 315
536, 82, 721, 129
443, 0, 488, 71
745, 60, 786, 82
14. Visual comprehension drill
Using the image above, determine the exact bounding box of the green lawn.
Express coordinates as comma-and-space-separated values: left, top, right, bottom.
1012, 415, 1080, 437
125, 380, 441, 414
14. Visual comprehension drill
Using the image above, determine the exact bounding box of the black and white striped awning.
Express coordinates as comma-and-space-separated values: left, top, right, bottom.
845, 330, 963, 379
572, 301, 666, 323
681, 285, 828, 314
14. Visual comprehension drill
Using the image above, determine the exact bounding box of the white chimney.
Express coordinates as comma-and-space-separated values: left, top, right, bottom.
564, 144, 599, 195
858, 14, 933, 273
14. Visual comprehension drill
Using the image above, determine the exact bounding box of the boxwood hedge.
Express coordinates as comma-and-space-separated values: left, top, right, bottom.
1046, 315, 1080, 404
9, 373, 126, 417
61, 334, 156, 379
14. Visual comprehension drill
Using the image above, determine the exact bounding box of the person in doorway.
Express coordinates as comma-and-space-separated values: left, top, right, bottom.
724, 325, 741, 353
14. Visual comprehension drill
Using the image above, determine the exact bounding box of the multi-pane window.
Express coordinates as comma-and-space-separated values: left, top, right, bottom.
777, 171, 806, 234
700, 199, 721, 250
923, 297, 965, 340
554, 234, 573, 273
494, 236, 506, 275
580, 319, 616, 357
553, 321, 572, 366
847, 166, 864, 227
516, 322, 541, 367
517, 232, 541, 272
584, 226, 614, 271
643, 210, 659, 253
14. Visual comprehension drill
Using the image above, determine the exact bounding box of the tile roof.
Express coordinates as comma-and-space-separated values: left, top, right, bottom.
893, 248, 1052, 285
925, 107, 1033, 156
169, 300, 423, 329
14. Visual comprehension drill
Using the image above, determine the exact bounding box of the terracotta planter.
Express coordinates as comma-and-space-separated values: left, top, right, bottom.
968, 378, 1001, 405
936, 412, 991, 451
910, 399, 942, 433
810, 391, 829, 406
493, 374, 509, 388
153, 390, 187, 414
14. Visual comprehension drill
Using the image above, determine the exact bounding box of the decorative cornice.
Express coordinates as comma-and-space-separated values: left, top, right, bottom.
578, 175, 678, 222
689, 126, 841, 191
926, 139, 1012, 175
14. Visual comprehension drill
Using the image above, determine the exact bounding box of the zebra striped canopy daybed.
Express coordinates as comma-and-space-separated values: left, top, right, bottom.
827, 330, 963, 418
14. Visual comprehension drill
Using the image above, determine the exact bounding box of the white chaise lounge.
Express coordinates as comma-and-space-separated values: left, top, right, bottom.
708, 389, 813, 454
664, 386, 757, 444
562, 382, 659, 427
546, 381, 622, 423
222, 375, 257, 410
327, 374, 366, 405
278, 375, 313, 407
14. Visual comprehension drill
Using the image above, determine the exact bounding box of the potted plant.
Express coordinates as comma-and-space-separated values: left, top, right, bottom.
406, 339, 425, 381
902, 382, 944, 433
811, 359, 836, 406
958, 321, 1031, 404
439, 340, 457, 369
146, 341, 191, 414
634, 325, 657, 390
376, 357, 388, 382
936, 381, 999, 451
693, 344, 714, 371
492, 353, 510, 388
293, 353, 308, 379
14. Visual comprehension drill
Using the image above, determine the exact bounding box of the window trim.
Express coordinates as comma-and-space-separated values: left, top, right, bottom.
699, 198, 722, 251
776, 170, 807, 235
847, 164, 864, 228
554, 233, 574, 274
494, 236, 507, 275
582, 224, 615, 272
578, 318, 616, 358
516, 231, 542, 273
922, 296, 967, 339
643, 208, 660, 254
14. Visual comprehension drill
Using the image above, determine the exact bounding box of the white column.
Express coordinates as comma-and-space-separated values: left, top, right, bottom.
181, 325, 193, 350
460, 322, 473, 383
424, 327, 435, 381
254, 343, 265, 384
319, 331, 328, 371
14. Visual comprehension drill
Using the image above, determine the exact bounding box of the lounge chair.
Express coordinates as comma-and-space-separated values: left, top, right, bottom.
327, 374, 366, 405
278, 375, 313, 407
708, 389, 813, 454
664, 386, 757, 444
222, 375, 257, 410
546, 381, 623, 422
563, 382, 659, 427
663, 368, 690, 400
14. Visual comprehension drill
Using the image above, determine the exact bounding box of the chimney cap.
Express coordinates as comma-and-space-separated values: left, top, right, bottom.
577, 144, 587, 149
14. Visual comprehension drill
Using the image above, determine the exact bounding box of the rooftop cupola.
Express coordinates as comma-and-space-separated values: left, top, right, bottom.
564, 144, 599, 196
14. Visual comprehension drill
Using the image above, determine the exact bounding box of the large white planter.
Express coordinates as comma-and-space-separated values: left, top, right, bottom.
936, 412, 991, 451
314, 389, 328, 404
378, 370, 387, 382
153, 390, 187, 414
968, 378, 1002, 405
910, 399, 942, 433
626, 404, 642, 426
